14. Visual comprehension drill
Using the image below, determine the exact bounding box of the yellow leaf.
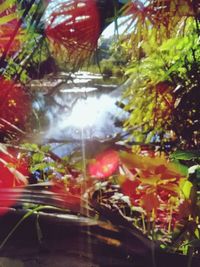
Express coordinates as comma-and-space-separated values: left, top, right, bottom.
0, 13, 18, 26
116, 175, 127, 185
0, 0, 15, 14
120, 151, 184, 177
181, 180, 193, 199
195, 228, 200, 239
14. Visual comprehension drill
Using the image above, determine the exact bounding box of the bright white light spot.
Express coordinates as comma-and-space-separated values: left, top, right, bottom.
75, 15, 90, 22
77, 2, 86, 8
46, 14, 72, 28
60, 87, 97, 93
45, 71, 128, 141
68, 100, 97, 127
63, 95, 115, 128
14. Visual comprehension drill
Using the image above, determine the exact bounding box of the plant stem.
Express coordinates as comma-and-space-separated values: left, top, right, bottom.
0, 205, 54, 250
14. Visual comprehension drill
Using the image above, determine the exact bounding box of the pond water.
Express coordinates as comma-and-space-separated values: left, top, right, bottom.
32, 71, 128, 156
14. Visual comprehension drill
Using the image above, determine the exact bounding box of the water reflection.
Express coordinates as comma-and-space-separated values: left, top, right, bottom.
32, 71, 128, 156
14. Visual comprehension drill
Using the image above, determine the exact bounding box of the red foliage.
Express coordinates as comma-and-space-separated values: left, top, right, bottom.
121, 175, 183, 229
120, 152, 186, 230
124, 1, 143, 15
88, 149, 120, 179
0, 149, 29, 215
121, 179, 142, 206
45, 0, 100, 59
0, 5, 22, 55
0, 77, 31, 134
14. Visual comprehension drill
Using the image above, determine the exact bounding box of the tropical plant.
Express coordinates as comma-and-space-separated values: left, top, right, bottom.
87, 148, 200, 255
0, 1, 200, 264
0, 0, 107, 140
116, 0, 200, 149
0, 0, 47, 80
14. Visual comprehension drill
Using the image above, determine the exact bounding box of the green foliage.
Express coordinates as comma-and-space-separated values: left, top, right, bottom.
122, 18, 200, 147
101, 59, 113, 78
22, 143, 51, 174
98, 35, 131, 80
170, 151, 200, 161
0, 1, 199, 261
0, 0, 48, 82
21, 143, 71, 181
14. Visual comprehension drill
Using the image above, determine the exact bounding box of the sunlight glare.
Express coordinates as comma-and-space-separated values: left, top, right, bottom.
65, 95, 114, 128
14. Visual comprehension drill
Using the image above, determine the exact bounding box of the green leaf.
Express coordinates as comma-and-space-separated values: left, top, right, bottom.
41, 145, 51, 153
0, 13, 18, 25
22, 143, 39, 152
32, 153, 44, 163
194, 229, 200, 239
181, 180, 193, 199
172, 160, 188, 176
170, 151, 200, 161
30, 163, 47, 172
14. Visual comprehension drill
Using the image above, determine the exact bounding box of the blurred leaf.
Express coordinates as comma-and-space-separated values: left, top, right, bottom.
30, 163, 46, 172
32, 152, 44, 163
22, 143, 39, 152
0, 13, 18, 25
40, 145, 51, 153
120, 151, 186, 177
170, 151, 200, 161
141, 192, 160, 213
0, 0, 16, 14
181, 180, 193, 199
194, 229, 200, 239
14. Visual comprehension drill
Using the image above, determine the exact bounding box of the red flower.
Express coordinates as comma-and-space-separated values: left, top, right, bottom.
0, 77, 31, 134
0, 149, 29, 215
88, 149, 119, 179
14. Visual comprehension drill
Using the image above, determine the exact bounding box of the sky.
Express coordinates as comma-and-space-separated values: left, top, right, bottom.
101, 0, 149, 38
101, 16, 134, 38
101, 21, 121, 38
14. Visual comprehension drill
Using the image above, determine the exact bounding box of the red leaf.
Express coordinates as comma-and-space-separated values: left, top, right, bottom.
0, 4, 23, 56
141, 192, 160, 213
121, 179, 142, 205
0, 149, 29, 215
45, 0, 100, 59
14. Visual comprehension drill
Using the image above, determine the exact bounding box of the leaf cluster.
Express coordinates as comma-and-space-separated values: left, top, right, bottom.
121, 18, 200, 148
